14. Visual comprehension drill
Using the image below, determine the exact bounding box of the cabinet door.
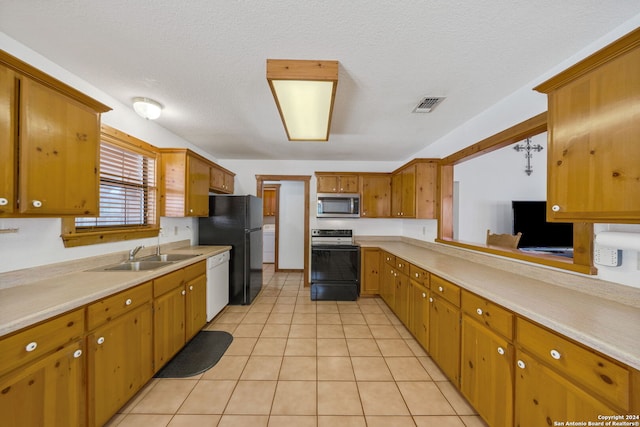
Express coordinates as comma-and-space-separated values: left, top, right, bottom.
223, 172, 234, 194
361, 175, 391, 218
547, 46, 640, 222
19, 77, 99, 215
185, 274, 207, 341
360, 247, 381, 295
187, 155, 210, 216
340, 175, 359, 192
209, 166, 224, 191
263, 188, 276, 216
394, 271, 410, 327
515, 349, 616, 427
391, 173, 403, 217
429, 296, 460, 385
154, 286, 186, 369
410, 280, 429, 351
461, 315, 513, 427
415, 162, 437, 219
88, 304, 153, 427
0, 341, 85, 427
381, 264, 396, 308
317, 175, 339, 193
0, 65, 15, 215
401, 166, 416, 218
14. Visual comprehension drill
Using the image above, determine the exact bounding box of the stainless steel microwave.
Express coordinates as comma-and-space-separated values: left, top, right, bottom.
317, 193, 360, 218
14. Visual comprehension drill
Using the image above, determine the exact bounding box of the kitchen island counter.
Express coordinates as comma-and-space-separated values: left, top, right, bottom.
357, 237, 640, 371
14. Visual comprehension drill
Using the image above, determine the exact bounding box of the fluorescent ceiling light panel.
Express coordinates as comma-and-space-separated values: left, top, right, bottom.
267, 59, 338, 141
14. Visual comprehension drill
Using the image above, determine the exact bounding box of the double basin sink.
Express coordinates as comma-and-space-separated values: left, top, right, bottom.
93, 253, 201, 272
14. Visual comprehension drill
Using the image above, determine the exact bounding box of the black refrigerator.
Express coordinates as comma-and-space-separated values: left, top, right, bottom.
199, 195, 263, 305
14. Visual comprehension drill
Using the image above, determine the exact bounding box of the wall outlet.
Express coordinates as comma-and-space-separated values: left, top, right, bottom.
594, 247, 622, 267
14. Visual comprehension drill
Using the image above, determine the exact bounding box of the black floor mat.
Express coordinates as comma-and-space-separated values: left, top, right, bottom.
154, 330, 233, 378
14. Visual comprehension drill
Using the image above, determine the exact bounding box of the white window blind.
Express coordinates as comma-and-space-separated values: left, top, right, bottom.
76, 141, 157, 229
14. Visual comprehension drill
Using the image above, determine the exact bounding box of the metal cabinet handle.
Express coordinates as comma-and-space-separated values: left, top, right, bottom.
97, 336, 105, 345
551, 204, 560, 212
181, 290, 186, 296
429, 297, 433, 303
476, 308, 483, 316
422, 292, 426, 298
25, 342, 38, 352
497, 346, 505, 355
517, 360, 526, 369
438, 286, 444, 292
73, 349, 83, 358
550, 349, 561, 360
32, 200, 42, 208
189, 285, 194, 291
0, 198, 8, 206
125, 298, 132, 306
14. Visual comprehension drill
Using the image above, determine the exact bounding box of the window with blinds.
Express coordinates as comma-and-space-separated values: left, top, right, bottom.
75, 141, 157, 230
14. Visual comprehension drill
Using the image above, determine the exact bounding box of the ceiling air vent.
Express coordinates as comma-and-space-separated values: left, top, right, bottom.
413, 97, 445, 113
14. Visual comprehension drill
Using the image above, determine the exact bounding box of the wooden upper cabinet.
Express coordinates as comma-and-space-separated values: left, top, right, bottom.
360, 173, 391, 218
20, 77, 100, 215
0, 65, 15, 215
316, 173, 359, 193
209, 164, 235, 194
0, 52, 111, 217
263, 187, 277, 216
534, 28, 640, 222
161, 149, 211, 217
391, 160, 438, 219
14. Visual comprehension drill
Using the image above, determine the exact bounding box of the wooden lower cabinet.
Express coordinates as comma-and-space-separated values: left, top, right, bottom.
380, 260, 396, 309
360, 247, 381, 295
393, 269, 410, 326
154, 261, 207, 369
515, 349, 616, 427
409, 279, 429, 351
0, 340, 85, 427
461, 314, 514, 427
429, 295, 461, 385
154, 284, 187, 370
87, 303, 153, 427
185, 273, 207, 341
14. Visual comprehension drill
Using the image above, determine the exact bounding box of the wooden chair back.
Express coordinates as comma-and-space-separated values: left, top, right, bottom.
486, 229, 522, 248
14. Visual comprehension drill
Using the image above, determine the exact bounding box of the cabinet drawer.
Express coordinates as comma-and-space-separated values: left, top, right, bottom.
382, 252, 395, 267
395, 257, 410, 275
462, 291, 513, 340
0, 308, 84, 377
409, 264, 429, 288
517, 317, 630, 410
431, 275, 460, 307
87, 281, 153, 330
184, 260, 206, 282
154, 268, 186, 297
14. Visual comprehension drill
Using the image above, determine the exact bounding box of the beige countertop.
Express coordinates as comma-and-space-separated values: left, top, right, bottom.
0, 245, 231, 337
358, 239, 640, 371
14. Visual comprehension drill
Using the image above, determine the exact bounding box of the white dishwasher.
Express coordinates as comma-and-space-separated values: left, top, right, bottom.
206, 251, 230, 321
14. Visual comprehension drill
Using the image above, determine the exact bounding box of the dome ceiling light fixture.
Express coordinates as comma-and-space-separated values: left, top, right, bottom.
266, 59, 338, 141
132, 97, 163, 120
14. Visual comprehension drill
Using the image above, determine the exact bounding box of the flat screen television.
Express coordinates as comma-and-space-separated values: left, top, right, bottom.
512, 201, 573, 249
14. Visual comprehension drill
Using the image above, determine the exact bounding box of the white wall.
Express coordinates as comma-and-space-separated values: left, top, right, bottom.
0, 33, 217, 274
454, 134, 547, 243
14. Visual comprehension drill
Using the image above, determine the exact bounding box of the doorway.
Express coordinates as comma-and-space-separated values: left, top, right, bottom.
256, 175, 311, 287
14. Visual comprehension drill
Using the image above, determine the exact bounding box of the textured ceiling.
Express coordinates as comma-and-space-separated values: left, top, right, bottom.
1, 1, 639, 161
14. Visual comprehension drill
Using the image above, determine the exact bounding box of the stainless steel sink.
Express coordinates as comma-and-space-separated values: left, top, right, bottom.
139, 253, 201, 262
95, 260, 175, 272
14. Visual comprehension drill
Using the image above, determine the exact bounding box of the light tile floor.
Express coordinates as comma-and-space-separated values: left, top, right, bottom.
106, 265, 488, 427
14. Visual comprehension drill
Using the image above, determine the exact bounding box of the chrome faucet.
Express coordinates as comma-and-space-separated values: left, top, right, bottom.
129, 245, 144, 261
